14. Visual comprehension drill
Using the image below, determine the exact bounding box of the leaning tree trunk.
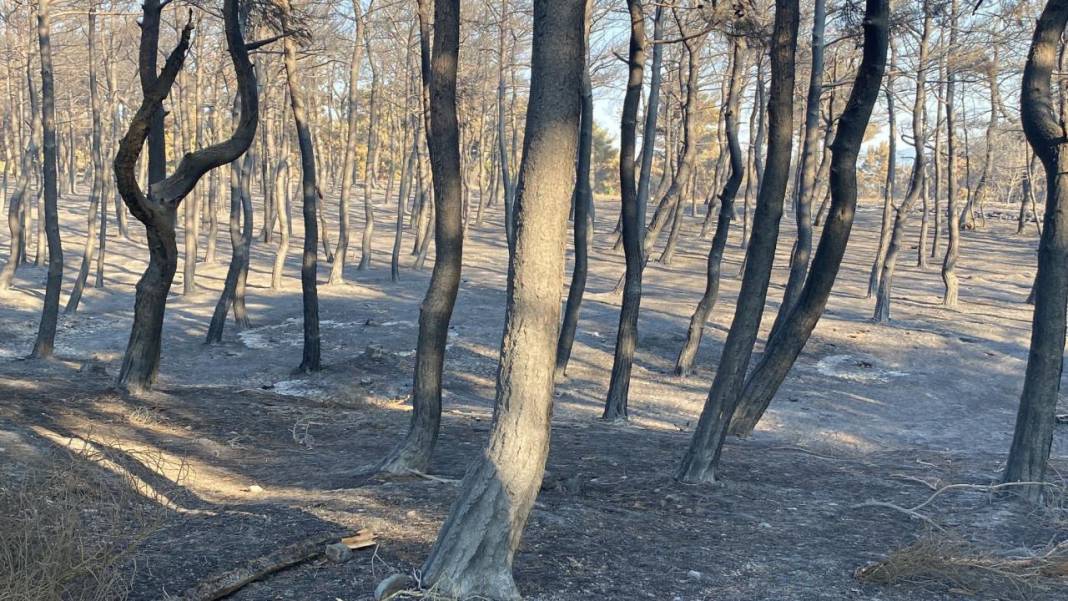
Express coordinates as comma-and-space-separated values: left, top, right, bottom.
868, 46, 897, 299
675, 0, 800, 484
414, 3, 583, 597
378, 0, 464, 475
601, 0, 647, 421
728, 0, 890, 438
941, 0, 961, 308
115, 0, 258, 392
31, 0, 63, 359
65, 5, 104, 315
359, 39, 379, 271
1002, 0, 1068, 502
768, 0, 826, 342
674, 38, 746, 377
329, 0, 364, 284
873, 4, 931, 322
555, 7, 594, 381
279, 0, 321, 373
206, 152, 254, 343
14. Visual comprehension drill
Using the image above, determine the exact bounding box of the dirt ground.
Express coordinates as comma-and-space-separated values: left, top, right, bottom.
1, 186, 1066, 600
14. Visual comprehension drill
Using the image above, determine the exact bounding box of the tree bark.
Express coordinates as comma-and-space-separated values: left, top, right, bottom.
868, 43, 896, 299
279, 0, 321, 373
675, 0, 800, 483
379, 0, 464, 475
115, 0, 258, 392
728, 0, 890, 438
65, 4, 104, 314
31, 0, 63, 359
674, 38, 746, 377
554, 1, 594, 381
1002, 0, 1068, 501
329, 0, 365, 284
415, 3, 583, 597
769, 0, 826, 341
873, 5, 931, 322
941, 0, 961, 308
602, 0, 647, 421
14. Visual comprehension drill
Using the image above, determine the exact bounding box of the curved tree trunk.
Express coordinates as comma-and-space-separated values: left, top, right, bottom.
868, 46, 896, 299
115, 0, 258, 392
359, 38, 379, 271
1002, 0, 1068, 501
768, 0, 826, 342
941, 0, 961, 308
279, 0, 321, 373
601, 1, 648, 422
378, 0, 464, 475
31, 0, 63, 359
728, 0, 890, 438
674, 39, 746, 377
554, 2, 594, 381
66, 5, 104, 315
675, 0, 800, 483
873, 5, 931, 322
329, 6, 364, 284
415, 3, 583, 596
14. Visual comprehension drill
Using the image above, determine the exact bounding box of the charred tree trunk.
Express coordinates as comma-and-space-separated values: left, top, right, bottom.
329, 1, 364, 284
31, 0, 62, 359
674, 38, 746, 377
279, 0, 321, 373
675, 0, 800, 483
414, 2, 583, 596
728, 0, 889, 438
868, 44, 896, 299
601, 0, 647, 421
554, 2, 594, 381
1002, 0, 1068, 501
65, 5, 104, 314
768, 0, 826, 341
941, 0, 961, 308
379, 0, 464, 475
115, 0, 257, 392
873, 5, 931, 322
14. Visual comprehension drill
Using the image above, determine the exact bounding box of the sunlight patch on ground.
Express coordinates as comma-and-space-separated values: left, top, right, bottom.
814, 354, 907, 384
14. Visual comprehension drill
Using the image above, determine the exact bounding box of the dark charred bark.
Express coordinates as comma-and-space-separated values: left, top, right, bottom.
115, 0, 258, 392
554, 2, 594, 381
873, 5, 931, 322
31, 0, 63, 359
1002, 0, 1068, 501
728, 0, 890, 438
379, 0, 464, 475
279, 0, 321, 373
675, 0, 800, 483
602, 0, 646, 421
414, 3, 583, 596
674, 38, 746, 377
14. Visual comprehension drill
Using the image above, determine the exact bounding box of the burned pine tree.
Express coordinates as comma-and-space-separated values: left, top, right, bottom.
729, 0, 891, 437
378, 0, 464, 475
1003, 0, 1068, 501
676, 0, 800, 483
411, 0, 584, 596
114, 0, 258, 392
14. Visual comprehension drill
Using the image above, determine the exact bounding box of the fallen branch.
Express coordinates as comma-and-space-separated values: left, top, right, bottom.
851, 500, 946, 531
180, 531, 350, 601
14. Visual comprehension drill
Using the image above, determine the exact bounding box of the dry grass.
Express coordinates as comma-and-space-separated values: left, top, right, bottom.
856, 533, 1068, 599
0, 448, 164, 601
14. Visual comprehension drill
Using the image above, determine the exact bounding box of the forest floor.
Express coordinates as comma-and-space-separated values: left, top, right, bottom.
1, 188, 1066, 600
